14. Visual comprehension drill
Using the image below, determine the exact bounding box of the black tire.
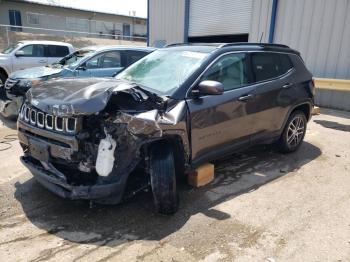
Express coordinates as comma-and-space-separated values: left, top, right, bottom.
149, 141, 179, 215
0, 71, 8, 100
172, 141, 186, 184
278, 110, 307, 153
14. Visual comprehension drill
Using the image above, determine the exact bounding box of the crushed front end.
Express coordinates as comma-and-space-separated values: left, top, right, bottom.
18, 105, 132, 203
17, 79, 190, 204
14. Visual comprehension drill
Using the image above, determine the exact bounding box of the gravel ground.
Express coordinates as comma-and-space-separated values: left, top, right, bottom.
0, 108, 349, 262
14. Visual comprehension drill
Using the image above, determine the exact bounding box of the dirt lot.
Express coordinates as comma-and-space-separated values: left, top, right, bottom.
0, 108, 349, 262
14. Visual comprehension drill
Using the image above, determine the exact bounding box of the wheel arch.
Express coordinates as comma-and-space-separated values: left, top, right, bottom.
0, 67, 9, 80
290, 102, 312, 121
142, 135, 187, 177
279, 102, 312, 137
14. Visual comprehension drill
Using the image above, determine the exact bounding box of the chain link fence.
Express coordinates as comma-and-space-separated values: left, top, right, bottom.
0, 24, 147, 51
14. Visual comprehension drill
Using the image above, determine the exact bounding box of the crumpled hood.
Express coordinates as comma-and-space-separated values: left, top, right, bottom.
10, 66, 63, 79
27, 77, 155, 116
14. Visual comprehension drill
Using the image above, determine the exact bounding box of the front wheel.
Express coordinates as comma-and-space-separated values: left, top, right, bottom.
278, 111, 307, 153
149, 142, 179, 215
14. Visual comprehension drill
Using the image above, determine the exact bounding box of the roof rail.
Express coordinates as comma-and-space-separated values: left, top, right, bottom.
165, 42, 226, 48
164, 42, 290, 49
218, 42, 289, 48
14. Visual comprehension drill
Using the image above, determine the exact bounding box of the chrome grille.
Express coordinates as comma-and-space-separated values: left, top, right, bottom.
4, 78, 18, 90
20, 104, 78, 133
37, 112, 44, 128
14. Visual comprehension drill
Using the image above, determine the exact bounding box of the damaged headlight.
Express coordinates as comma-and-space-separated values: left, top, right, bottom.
6, 78, 42, 93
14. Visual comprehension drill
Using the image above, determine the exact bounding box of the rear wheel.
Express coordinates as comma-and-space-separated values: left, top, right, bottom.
149, 141, 179, 215
278, 111, 307, 153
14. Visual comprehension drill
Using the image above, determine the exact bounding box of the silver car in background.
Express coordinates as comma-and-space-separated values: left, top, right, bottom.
0, 40, 74, 85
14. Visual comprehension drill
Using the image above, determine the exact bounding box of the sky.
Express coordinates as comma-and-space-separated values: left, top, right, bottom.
31, 0, 147, 18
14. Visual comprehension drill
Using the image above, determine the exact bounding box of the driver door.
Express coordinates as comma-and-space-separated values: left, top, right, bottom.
186, 52, 256, 166
13, 44, 47, 71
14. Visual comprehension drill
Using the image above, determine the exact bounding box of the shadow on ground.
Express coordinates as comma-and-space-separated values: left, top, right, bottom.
14, 142, 321, 248
314, 120, 350, 132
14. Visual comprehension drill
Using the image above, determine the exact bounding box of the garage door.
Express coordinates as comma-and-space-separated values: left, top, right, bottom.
188, 0, 253, 37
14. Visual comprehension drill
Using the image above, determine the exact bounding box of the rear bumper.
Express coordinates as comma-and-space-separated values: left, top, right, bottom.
21, 156, 126, 203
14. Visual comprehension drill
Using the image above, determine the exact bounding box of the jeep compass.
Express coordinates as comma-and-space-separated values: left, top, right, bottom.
17, 43, 314, 214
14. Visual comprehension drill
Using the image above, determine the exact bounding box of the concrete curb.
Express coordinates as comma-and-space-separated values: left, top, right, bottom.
314, 78, 350, 111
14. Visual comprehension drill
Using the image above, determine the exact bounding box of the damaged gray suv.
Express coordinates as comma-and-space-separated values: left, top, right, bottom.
18, 43, 314, 214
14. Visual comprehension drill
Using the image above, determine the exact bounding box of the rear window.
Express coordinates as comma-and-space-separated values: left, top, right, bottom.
125, 51, 148, 66
251, 53, 293, 82
47, 45, 70, 57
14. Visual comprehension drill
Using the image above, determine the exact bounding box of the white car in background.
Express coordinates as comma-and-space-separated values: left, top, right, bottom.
0, 40, 74, 86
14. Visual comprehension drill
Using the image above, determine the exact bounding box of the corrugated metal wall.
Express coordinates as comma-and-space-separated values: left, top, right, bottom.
148, 0, 186, 47
249, 0, 350, 79
189, 0, 252, 37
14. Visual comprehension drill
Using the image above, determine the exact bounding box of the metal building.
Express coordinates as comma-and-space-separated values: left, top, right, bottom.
148, 0, 350, 79
0, 0, 147, 37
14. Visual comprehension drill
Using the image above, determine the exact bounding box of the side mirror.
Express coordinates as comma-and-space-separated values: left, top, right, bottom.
15, 50, 25, 57
194, 80, 224, 96
77, 64, 86, 71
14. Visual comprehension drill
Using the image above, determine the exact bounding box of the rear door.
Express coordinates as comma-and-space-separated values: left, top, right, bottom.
248, 52, 295, 143
46, 45, 70, 65
13, 44, 47, 71
186, 52, 256, 165
77, 51, 122, 77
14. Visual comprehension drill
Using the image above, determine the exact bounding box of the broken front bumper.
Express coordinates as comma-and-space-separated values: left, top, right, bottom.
18, 120, 129, 203
21, 156, 127, 202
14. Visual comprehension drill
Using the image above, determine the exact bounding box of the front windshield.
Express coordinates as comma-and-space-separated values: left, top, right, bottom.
1, 43, 21, 54
53, 49, 94, 68
116, 49, 209, 95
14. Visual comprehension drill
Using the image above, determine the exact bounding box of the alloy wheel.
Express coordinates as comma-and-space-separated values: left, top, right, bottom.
287, 116, 305, 147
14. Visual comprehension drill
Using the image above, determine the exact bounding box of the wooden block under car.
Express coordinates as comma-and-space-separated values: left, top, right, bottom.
312, 106, 320, 115
187, 163, 214, 187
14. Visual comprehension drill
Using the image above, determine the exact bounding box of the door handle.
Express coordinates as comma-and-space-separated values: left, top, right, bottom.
238, 94, 254, 101
38, 60, 46, 63
282, 83, 293, 89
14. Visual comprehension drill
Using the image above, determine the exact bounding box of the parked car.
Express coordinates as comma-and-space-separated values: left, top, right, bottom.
0, 46, 155, 117
17, 43, 314, 214
0, 41, 74, 86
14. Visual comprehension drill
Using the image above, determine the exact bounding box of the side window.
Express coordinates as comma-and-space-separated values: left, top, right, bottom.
201, 53, 248, 91
125, 51, 148, 66
101, 51, 121, 68
251, 53, 293, 82
279, 54, 293, 74
47, 45, 70, 57
19, 44, 44, 57
85, 53, 102, 69
85, 51, 121, 69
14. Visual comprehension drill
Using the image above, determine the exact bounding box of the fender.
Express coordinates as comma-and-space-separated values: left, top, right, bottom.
280, 101, 313, 133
